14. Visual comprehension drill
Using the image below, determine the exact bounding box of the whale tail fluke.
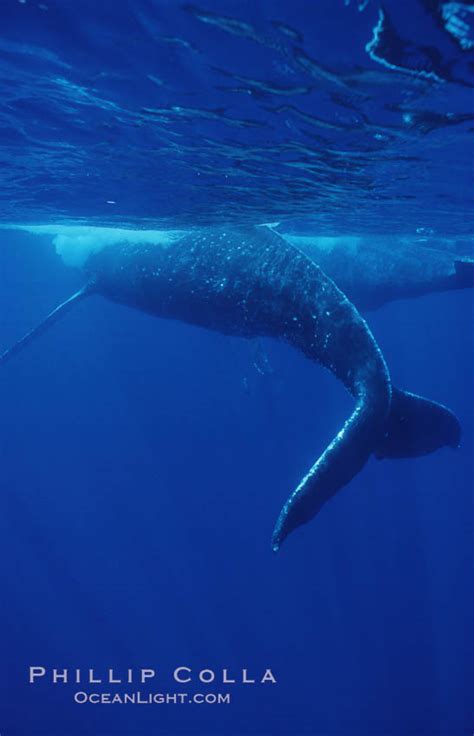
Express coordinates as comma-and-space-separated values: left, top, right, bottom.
374, 387, 461, 459
0, 287, 89, 368
272, 386, 460, 552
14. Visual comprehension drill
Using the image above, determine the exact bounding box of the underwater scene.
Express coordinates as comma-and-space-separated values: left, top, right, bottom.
0, 1, 473, 735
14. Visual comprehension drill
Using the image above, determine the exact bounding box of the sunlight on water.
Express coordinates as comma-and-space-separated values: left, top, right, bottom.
0, 2, 472, 232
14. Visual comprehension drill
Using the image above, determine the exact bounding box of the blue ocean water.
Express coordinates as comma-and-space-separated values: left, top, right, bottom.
0, 2, 473, 735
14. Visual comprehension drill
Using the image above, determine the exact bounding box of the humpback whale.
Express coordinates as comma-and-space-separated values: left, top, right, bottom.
281, 233, 474, 311
0, 226, 460, 550
9, 224, 473, 312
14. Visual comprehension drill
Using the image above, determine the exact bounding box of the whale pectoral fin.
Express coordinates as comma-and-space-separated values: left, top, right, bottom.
271, 400, 378, 552
271, 387, 461, 550
454, 258, 474, 287
374, 387, 461, 459
0, 286, 90, 368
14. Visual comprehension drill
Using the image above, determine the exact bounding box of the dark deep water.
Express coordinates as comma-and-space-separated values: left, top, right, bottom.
0, 2, 473, 735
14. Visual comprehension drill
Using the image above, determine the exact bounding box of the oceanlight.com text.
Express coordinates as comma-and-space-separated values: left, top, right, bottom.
73, 690, 231, 705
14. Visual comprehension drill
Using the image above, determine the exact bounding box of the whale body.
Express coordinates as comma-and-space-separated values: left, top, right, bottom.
10, 224, 473, 312
0, 226, 460, 550
282, 233, 474, 311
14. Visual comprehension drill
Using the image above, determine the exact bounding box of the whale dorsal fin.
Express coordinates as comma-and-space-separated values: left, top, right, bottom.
0, 286, 90, 367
